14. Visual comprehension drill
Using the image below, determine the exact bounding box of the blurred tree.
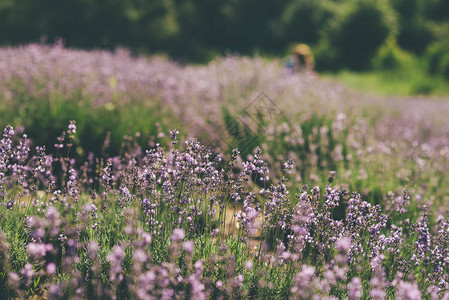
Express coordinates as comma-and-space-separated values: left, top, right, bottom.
0, 0, 179, 52
372, 38, 414, 70
426, 38, 449, 76
39, 0, 126, 48
391, 0, 434, 54
426, 0, 449, 21
215, 0, 289, 53
0, 0, 448, 71
125, 0, 179, 52
324, 0, 398, 70
280, 0, 334, 46
396, 21, 434, 55
0, 0, 41, 43
170, 0, 228, 61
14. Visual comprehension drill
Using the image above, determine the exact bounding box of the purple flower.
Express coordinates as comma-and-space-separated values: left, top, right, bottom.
107, 245, 124, 281
27, 243, 54, 259
46, 262, 57, 275
335, 237, 351, 253
396, 280, 421, 300
169, 130, 179, 140
245, 260, 253, 271
5, 198, 15, 210
133, 249, 147, 263
283, 159, 295, 175
348, 277, 362, 300
182, 240, 194, 254
171, 228, 185, 242
20, 263, 34, 284
67, 120, 77, 135
87, 241, 99, 259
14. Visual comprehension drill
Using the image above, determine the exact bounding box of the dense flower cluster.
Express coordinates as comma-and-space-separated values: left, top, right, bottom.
0, 122, 447, 299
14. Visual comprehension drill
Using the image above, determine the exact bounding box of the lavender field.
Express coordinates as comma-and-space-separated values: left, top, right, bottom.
1, 44, 449, 299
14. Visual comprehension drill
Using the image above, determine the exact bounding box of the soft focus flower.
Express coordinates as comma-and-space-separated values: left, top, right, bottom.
67, 120, 77, 135
348, 277, 362, 300
46, 262, 57, 275
171, 228, 185, 242
27, 243, 53, 259
182, 240, 194, 254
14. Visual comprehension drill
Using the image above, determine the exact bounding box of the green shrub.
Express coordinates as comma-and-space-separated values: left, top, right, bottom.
440, 53, 449, 80
280, 0, 334, 45
409, 78, 435, 95
324, 0, 398, 70
425, 40, 449, 78
314, 38, 340, 71
372, 39, 414, 70
397, 19, 434, 55
0, 92, 177, 160
425, 0, 449, 21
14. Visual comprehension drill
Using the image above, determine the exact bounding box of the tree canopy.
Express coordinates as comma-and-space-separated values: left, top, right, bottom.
0, 0, 448, 70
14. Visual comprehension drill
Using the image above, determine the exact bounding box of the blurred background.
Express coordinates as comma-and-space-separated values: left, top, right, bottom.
1, 0, 448, 76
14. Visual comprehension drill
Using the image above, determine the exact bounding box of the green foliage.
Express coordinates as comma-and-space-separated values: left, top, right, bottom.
0, 0, 179, 51
397, 20, 435, 55
440, 54, 449, 80
314, 38, 340, 71
372, 39, 414, 70
324, 0, 398, 70
425, 0, 449, 21
425, 40, 449, 77
280, 0, 334, 45
409, 78, 436, 95
390, 0, 435, 54
0, 92, 178, 160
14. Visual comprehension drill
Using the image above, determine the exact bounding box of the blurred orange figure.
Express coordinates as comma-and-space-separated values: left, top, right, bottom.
290, 44, 315, 73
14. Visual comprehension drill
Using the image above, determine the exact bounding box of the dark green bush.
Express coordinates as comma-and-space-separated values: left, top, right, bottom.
280, 0, 334, 45
314, 38, 340, 71
425, 0, 449, 21
440, 54, 449, 80
397, 20, 434, 55
425, 40, 449, 77
409, 79, 435, 95
322, 0, 398, 70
